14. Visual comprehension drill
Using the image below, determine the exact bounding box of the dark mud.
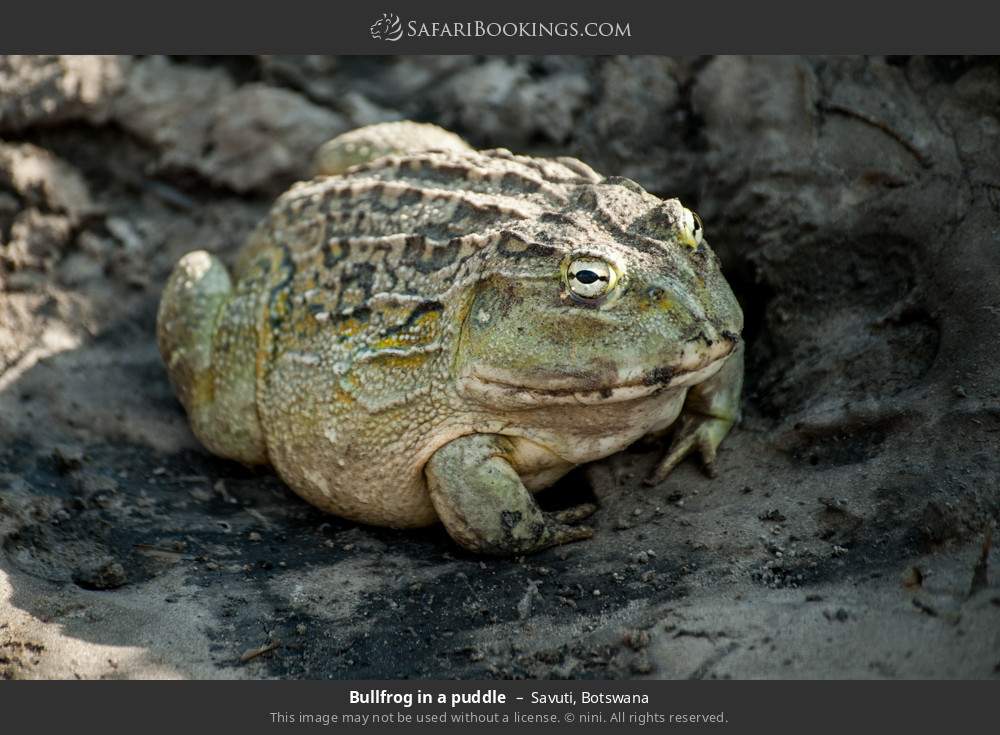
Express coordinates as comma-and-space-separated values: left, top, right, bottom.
1, 55, 998, 679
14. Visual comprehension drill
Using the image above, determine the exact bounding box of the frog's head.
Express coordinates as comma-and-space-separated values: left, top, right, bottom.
455, 180, 743, 407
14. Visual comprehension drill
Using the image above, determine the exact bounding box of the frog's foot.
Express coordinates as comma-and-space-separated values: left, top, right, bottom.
425, 434, 596, 555
647, 413, 734, 486
314, 121, 472, 176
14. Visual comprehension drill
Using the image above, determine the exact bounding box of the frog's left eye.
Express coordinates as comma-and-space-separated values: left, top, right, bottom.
565, 257, 618, 300
679, 208, 704, 248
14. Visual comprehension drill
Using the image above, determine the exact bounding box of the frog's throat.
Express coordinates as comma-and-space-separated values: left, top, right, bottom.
458, 340, 737, 407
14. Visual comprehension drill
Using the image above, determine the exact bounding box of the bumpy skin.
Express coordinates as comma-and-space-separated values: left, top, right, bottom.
157, 122, 744, 555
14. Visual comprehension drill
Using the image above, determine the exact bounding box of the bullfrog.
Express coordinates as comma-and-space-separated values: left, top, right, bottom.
157, 121, 744, 555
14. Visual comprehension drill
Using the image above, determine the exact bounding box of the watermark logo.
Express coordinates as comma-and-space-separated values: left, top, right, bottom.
370, 12, 403, 41
369, 15, 631, 41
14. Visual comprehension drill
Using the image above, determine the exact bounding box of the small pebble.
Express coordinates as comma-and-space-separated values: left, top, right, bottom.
73, 560, 127, 590
52, 445, 84, 473
622, 629, 651, 651
901, 566, 923, 588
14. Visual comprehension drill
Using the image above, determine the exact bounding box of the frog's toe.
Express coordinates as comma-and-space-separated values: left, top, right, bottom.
549, 503, 598, 525
647, 415, 731, 485
540, 504, 598, 549
544, 521, 595, 547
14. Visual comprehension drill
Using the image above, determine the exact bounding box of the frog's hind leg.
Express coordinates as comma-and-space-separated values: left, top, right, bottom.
157, 250, 267, 465
313, 121, 473, 175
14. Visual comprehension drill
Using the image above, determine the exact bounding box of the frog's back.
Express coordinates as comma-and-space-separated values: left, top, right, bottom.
249, 148, 601, 300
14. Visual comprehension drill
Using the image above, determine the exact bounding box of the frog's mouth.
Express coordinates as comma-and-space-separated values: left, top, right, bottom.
459, 339, 737, 407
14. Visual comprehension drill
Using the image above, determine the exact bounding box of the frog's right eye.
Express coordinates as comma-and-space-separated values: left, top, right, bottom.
565, 257, 618, 300
678, 208, 704, 248
690, 211, 704, 245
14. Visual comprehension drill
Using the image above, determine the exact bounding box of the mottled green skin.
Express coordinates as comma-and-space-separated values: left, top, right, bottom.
157, 122, 744, 555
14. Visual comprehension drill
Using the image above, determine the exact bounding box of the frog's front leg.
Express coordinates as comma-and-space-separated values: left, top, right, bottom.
425, 434, 596, 555
157, 251, 267, 465
648, 343, 744, 485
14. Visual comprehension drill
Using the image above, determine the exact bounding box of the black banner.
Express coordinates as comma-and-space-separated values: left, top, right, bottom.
0, 0, 999, 53
0, 680, 996, 733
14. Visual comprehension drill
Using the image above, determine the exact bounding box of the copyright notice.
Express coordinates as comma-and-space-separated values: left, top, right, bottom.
266, 687, 728, 728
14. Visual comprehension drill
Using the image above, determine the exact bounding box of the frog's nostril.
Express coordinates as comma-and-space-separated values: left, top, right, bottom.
647, 286, 666, 301
687, 327, 719, 346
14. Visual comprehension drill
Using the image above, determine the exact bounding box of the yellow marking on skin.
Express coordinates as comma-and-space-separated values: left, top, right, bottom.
415, 309, 441, 326
327, 241, 347, 260
334, 316, 368, 338
678, 233, 699, 249
637, 294, 674, 314
372, 334, 411, 350
371, 309, 441, 350
294, 317, 320, 340
191, 376, 215, 408
272, 290, 290, 319
330, 385, 356, 405
337, 372, 363, 397
366, 352, 431, 370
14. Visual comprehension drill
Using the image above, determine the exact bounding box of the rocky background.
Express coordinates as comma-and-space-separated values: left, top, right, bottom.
0, 55, 997, 679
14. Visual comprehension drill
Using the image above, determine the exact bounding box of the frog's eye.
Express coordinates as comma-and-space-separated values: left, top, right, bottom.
679, 208, 704, 248
691, 211, 704, 245
565, 257, 617, 300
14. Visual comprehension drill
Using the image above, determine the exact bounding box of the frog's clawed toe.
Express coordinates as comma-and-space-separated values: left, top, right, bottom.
549, 502, 598, 525
646, 414, 731, 486
544, 522, 595, 547
535, 503, 597, 549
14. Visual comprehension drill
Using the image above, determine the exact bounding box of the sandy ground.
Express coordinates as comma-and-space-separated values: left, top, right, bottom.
0, 55, 998, 679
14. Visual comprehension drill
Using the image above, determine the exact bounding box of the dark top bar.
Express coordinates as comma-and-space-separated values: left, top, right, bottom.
1, 0, 999, 53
